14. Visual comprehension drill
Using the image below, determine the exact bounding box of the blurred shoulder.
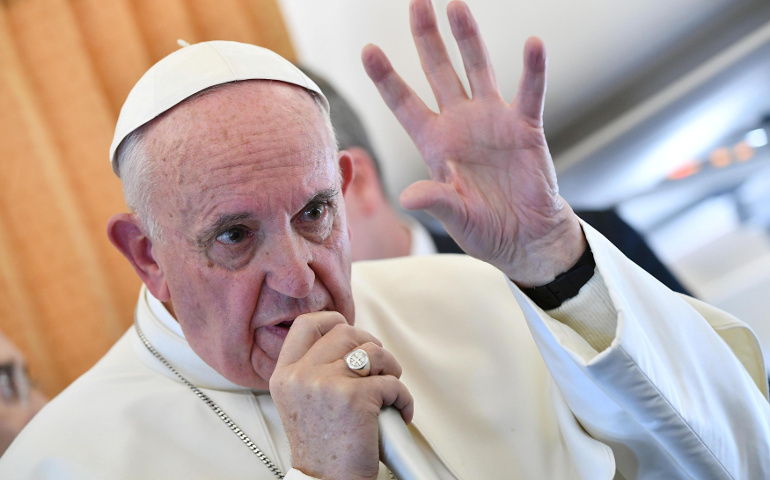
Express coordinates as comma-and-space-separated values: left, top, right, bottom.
351, 254, 516, 316
352, 254, 503, 291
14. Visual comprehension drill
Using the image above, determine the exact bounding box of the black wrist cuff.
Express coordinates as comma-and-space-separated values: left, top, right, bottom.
520, 243, 595, 310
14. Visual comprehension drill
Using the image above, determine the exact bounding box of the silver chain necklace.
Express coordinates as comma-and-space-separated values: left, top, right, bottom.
134, 318, 285, 478
135, 316, 397, 480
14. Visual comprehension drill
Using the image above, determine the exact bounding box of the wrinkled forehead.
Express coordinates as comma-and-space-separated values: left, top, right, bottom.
153, 81, 334, 156
146, 81, 339, 194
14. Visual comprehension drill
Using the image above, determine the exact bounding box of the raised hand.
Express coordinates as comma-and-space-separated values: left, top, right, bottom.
269, 311, 413, 480
363, 0, 586, 286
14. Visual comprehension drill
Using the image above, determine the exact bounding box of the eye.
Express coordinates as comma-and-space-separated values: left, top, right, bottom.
216, 226, 252, 245
299, 203, 328, 223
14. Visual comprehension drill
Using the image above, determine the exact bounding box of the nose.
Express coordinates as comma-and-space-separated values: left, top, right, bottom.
263, 233, 315, 298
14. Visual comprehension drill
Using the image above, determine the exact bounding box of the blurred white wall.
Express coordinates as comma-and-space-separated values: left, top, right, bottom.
278, 0, 737, 201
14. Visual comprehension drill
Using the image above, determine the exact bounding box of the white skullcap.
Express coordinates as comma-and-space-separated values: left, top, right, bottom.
109, 40, 328, 176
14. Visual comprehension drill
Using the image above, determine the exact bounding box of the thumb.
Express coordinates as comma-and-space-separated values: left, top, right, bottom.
399, 180, 466, 229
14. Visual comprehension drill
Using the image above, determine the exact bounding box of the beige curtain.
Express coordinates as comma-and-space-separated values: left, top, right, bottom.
0, 0, 295, 397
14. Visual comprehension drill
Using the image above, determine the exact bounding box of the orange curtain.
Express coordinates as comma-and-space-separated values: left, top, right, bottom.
0, 0, 295, 397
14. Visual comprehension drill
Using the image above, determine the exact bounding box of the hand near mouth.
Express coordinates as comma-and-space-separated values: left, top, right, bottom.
269, 311, 413, 480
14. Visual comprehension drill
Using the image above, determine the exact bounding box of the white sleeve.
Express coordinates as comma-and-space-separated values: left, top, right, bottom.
507, 221, 770, 479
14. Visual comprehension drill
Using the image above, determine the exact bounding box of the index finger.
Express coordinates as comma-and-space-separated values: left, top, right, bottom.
276, 311, 347, 365
362, 44, 433, 143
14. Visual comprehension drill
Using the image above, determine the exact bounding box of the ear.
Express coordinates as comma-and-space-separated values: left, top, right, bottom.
106, 213, 170, 302
338, 150, 355, 195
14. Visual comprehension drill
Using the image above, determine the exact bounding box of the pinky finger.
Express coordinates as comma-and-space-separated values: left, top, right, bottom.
371, 375, 415, 424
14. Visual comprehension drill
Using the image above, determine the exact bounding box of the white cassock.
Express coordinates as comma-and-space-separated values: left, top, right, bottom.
1, 223, 768, 479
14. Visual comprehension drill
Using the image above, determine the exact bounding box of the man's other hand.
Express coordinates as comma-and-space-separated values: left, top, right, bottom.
363, 0, 586, 286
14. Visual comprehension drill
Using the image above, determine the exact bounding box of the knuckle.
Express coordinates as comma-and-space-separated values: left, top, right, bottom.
291, 314, 315, 329
360, 342, 384, 364
329, 323, 352, 335
324, 310, 347, 323
328, 323, 360, 345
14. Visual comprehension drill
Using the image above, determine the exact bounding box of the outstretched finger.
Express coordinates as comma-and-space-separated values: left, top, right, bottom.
277, 311, 348, 365
362, 44, 433, 141
514, 37, 547, 126
447, 1, 499, 99
410, 0, 467, 107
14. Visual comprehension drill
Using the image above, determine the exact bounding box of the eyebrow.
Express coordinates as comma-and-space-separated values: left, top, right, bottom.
303, 188, 339, 208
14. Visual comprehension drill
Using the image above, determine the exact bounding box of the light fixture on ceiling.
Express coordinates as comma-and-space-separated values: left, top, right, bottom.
745, 128, 768, 148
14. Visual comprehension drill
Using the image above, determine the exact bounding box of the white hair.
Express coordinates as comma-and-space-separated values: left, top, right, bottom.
115, 126, 164, 241
114, 81, 337, 244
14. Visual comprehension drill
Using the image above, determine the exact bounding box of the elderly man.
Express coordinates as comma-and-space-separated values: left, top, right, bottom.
2, 0, 768, 478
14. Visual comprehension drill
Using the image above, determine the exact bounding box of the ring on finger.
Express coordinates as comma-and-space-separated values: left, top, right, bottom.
345, 348, 370, 376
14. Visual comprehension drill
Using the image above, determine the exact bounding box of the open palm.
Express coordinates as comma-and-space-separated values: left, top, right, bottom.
363, 0, 584, 285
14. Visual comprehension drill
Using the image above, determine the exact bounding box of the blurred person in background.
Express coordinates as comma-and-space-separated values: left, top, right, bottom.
0, 332, 47, 456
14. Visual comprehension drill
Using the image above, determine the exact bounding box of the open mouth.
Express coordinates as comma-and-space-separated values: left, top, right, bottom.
272, 308, 329, 329
262, 321, 293, 342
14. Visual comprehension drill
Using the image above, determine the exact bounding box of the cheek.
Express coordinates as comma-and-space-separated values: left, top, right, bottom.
168, 261, 263, 348
171, 269, 268, 386
154, 240, 269, 386
331, 212, 352, 253
317, 231, 354, 321
169, 261, 217, 317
